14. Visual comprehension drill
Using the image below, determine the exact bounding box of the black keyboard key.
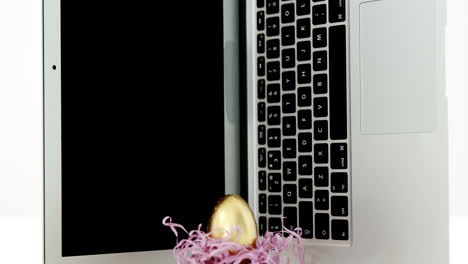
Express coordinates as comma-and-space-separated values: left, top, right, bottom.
298, 155, 312, 175
283, 184, 297, 204
268, 173, 282, 192
258, 34, 265, 54
281, 3, 295, 23
281, 26, 295, 46
266, 17, 280, 36
332, 220, 349, 240
331, 196, 348, 216
257, 11, 265, 31
313, 51, 328, 71
258, 125, 266, 145
284, 207, 298, 231
329, 0, 346, 23
259, 171, 267, 191
258, 0, 265, 8
297, 41, 311, 61
331, 143, 347, 169
267, 61, 280, 81
267, 128, 281, 148
267, 84, 280, 103
258, 56, 265, 76
282, 71, 296, 91
314, 120, 328, 140
315, 213, 330, 239
268, 195, 282, 215
296, 0, 310, 16
314, 97, 328, 117
314, 167, 329, 187
312, 4, 327, 25
258, 102, 266, 122
313, 74, 328, 94
266, 39, 280, 59
282, 93, 296, 113
298, 133, 312, 153
269, 217, 282, 232
266, 0, 280, 14
283, 139, 297, 159
313, 27, 327, 48
297, 64, 311, 84
297, 18, 311, 38
314, 143, 328, 164
299, 202, 313, 238
258, 79, 266, 99
331, 172, 348, 193
268, 151, 281, 170
259, 148, 266, 168
315, 190, 329, 210
283, 161, 297, 181
259, 216, 267, 236
329, 25, 348, 140
282, 48, 296, 68
298, 110, 312, 130
297, 87, 311, 107
267, 106, 281, 125
259, 193, 267, 213
299, 178, 313, 198
282, 116, 296, 136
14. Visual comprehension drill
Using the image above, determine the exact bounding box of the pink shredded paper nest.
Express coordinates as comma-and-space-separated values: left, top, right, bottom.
162, 217, 305, 264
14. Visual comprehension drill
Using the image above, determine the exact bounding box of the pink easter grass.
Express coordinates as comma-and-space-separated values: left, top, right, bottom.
162, 216, 305, 264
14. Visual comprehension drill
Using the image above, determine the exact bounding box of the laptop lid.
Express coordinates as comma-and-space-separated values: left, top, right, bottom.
44, 0, 239, 262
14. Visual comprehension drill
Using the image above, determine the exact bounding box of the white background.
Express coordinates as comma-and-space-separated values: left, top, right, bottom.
0, 0, 467, 263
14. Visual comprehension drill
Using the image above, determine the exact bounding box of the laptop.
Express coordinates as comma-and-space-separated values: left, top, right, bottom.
44, 0, 448, 263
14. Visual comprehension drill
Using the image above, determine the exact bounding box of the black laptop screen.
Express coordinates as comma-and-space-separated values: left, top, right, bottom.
61, 0, 225, 256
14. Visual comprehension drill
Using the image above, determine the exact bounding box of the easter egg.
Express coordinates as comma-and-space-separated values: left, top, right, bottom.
208, 195, 258, 246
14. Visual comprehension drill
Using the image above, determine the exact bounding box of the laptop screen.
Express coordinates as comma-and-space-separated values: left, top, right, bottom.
60, 0, 224, 256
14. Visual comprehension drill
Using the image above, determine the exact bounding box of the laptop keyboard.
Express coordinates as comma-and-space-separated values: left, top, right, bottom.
255, 0, 351, 244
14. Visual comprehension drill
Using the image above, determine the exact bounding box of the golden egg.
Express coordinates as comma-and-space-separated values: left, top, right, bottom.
208, 195, 258, 246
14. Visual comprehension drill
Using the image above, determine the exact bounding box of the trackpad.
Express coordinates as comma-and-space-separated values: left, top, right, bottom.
359, 0, 437, 134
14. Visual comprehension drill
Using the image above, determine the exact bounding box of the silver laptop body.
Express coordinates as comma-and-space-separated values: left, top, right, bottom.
246, 0, 449, 263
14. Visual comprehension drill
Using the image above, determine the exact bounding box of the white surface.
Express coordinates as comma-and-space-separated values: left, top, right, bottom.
1, 216, 468, 264
450, 216, 468, 263
0, 218, 43, 264
0, 0, 42, 219
447, 0, 468, 217
0, 0, 467, 263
